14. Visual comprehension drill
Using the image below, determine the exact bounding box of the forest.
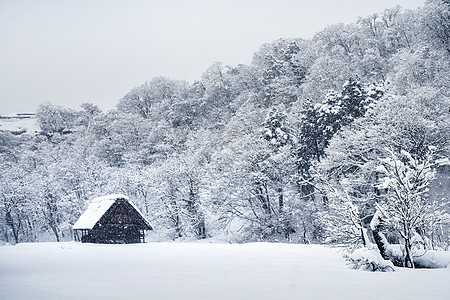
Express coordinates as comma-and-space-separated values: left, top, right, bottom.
1, 0, 449, 269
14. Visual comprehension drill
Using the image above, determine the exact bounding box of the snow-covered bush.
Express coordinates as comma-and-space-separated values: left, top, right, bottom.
347, 247, 395, 272
413, 250, 450, 269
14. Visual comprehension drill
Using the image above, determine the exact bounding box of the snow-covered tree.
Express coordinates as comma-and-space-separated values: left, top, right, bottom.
317, 87, 450, 250
117, 77, 189, 120
375, 148, 450, 267
35, 103, 77, 134
420, 0, 450, 55
262, 106, 293, 149
295, 80, 383, 200
252, 38, 310, 106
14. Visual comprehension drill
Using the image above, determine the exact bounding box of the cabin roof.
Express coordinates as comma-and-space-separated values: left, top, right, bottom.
73, 194, 152, 230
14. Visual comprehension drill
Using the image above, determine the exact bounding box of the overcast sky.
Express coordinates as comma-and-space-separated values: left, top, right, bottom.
0, 0, 425, 115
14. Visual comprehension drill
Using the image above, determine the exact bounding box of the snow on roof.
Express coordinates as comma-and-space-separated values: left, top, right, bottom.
91, 193, 129, 203
73, 194, 152, 230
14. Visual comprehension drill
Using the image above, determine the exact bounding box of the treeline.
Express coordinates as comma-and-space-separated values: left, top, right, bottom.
1, 0, 449, 266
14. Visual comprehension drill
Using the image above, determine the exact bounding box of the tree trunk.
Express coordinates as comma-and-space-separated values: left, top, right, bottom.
197, 219, 206, 239
171, 199, 182, 238
277, 187, 283, 210
372, 227, 403, 267
45, 195, 61, 242
372, 228, 390, 260
404, 238, 415, 268
301, 221, 310, 244
256, 183, 271, 215
360, 227, 370, 247
3, 224, 9, 243
5, 210, 19, 244
25, 216, 37, 242
403, 223, 415, 268
188, 178, 206, 239
50, 225, 61, 242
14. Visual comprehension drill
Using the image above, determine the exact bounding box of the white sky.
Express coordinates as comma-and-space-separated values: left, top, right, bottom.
0, 0, 424, 115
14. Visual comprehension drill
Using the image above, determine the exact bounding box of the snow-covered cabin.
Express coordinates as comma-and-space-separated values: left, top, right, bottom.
73, 194, 153, 244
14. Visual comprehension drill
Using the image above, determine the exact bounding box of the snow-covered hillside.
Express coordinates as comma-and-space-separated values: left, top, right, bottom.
0, 242, 448, 300
0, 113, 39, 135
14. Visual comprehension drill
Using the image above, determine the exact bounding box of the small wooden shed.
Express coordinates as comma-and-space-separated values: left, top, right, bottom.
73, 194, 153, 244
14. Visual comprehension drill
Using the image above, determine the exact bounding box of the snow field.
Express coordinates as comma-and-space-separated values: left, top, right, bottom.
0, 242, 449, 300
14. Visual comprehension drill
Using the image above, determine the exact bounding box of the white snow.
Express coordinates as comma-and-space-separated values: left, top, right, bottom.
0, 242, 449, 300
0, 114, 40, 135
73, 194, 127, 229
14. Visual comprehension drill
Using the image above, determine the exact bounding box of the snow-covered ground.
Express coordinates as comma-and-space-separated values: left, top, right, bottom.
0, 114, 39, 135
0, 242, 449, 300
